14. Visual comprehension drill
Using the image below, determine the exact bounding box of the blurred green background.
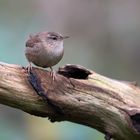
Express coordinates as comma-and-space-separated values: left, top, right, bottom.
0, 0, 140, 140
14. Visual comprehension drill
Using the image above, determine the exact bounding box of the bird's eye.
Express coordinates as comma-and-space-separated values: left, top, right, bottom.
48, 36, 58, 40
52, 37, 57, 40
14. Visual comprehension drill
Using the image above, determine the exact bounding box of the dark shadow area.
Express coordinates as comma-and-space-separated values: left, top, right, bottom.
57, 64, 92, 79
131, 113, 140, 133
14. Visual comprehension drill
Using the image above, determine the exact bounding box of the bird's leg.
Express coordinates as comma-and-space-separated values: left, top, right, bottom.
26, 62, 32, 74
50, 67, 56, 81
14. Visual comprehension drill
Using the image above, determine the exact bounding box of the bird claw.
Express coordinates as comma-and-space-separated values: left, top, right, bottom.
26, 65, 56, 81
50, 71, 56, 81
50, 67, 56, 81
26, 63, 32, 74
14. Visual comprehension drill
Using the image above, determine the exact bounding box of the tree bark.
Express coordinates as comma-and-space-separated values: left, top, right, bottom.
0, 62, 140, 140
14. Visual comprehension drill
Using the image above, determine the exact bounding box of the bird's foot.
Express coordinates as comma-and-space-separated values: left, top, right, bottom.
26, 63, 32, 74
50, 67, 56, 81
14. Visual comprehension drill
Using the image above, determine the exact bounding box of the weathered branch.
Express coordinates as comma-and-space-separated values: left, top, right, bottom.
0, 62, 140, 140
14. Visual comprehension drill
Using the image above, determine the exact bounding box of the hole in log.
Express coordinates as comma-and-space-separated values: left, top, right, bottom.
130, 113, 140, 133
57, 64, 92, 79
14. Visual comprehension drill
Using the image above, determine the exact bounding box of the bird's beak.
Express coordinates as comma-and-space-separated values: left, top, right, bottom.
62, 36, 69, 39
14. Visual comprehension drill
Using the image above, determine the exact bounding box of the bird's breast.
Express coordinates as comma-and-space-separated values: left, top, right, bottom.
25, 43, 64, 68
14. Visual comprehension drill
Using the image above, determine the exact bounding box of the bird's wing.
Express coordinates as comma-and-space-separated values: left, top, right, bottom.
26, 35, 41, 48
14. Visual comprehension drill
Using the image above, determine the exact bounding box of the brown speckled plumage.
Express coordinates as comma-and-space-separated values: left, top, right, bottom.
25, 31, 68, 70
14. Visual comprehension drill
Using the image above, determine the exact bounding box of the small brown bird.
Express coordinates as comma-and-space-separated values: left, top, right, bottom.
25, 31, 69, 78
